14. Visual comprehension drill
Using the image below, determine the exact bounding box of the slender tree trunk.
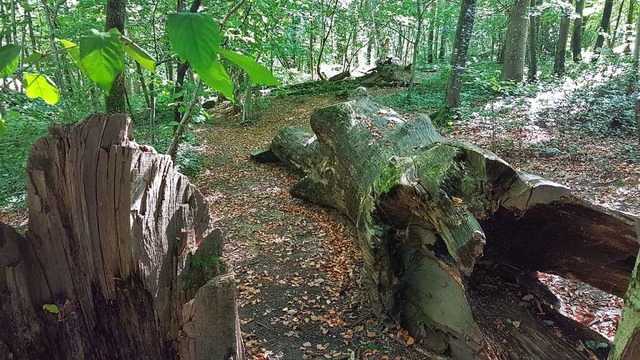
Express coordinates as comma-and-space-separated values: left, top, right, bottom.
611, 0, 626, 48
572, 0, 585, 62
427, 4, 436, 64
501, 0, 530, 82
624, 0, 635, 54
445, 0, 477, 108
438, 25, 446, 61
105, 0, 126, 114
316, 0, 339, 80
594, 0, 614, 56
40, 0, 65, 96
408, 0, 426, 98
528, 0, 539, 81
554, 0, 572, 75
633, 3, 640, 70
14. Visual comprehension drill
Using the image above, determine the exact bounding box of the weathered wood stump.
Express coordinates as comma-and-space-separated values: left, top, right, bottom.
0, 115, 243, 360
258, 90, 639, 359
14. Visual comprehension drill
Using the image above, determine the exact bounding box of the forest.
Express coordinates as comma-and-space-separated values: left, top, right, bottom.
1, 0, 640, 359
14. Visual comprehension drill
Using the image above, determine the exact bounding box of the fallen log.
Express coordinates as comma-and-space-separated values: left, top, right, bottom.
0, 115, 243, 360
261, 90, 639, 359
328, 70, 351, 82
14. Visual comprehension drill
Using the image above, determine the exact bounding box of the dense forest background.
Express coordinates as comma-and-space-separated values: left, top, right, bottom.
1, 0, 639, 208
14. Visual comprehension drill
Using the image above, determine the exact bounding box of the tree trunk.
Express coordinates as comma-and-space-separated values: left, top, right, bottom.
501, 0, 530, 82
595, 0, 615, 56
262, 93, 639, 359
624, 0, 635, 54
611, 0, 626, 48
445, 0, 477, 108
554, 0, 572, 75
608, 220, 640, 360
572, 0, 585, 62
407, 0, 425, 98
105, 0, 127, 114
0, 115, 243, 359
527, 0, 539, 81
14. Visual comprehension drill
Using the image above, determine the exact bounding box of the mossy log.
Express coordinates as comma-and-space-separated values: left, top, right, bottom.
262, 92, 639, 359
0, 115, 243, 360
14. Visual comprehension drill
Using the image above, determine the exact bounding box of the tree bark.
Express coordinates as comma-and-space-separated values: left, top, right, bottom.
624, 0, 635, 54
263, 93, 639, 358
595, 0, 615, 56
445, 0, 477, 108
0, 115, 244, 360
572, 0, 585, 62
105, 0, 127, 114
501, 0, 530, 82
527, 0, 540, 81
611, 0, 626, 48
554, 0, 572, 75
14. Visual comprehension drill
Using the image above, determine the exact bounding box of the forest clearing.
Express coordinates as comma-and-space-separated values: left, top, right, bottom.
1, 0, 640, 359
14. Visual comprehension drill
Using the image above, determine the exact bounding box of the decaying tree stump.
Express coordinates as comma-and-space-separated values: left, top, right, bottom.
258, 90, 639, 359
0, 115, 243, 360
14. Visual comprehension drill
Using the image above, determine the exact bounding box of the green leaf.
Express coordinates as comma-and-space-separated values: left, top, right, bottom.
198, 60, 234, 101
0, 44, 21, 78
42, 303, 59, 314
80, 29, 125, 92
24, 51, 45, 65
60, 39, 85, 71
219, 49, 279, 86
24, 72, 60, 105
166, 13, 220, 73
122, 36, 156, 73
0, 116, 5, 137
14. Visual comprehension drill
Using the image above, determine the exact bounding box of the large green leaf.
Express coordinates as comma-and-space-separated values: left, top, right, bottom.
60, 39, 85, 71
0, 44, 21, 78
80, 29, 125, 92
199, 60, 234, 101
122, 35, 156, 73
219, 49, 279, 86
24, 72, 60, 105
166, 13, 220, 73
0, 116, 5, 137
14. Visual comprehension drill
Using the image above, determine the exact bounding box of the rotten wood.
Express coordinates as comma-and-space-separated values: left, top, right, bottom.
260, 90, 639, 359
0, 114, 243, 360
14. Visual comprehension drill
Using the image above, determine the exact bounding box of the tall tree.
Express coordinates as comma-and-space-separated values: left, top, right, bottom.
501, 0, 530, 82
444, 0, 477, 108
571, 0, 585, 62
594, 0, 614, 56
554, 0, 573, 75
105, 0, 126, 113
527, 0, 541, 81
624, 0, 635, 53
408, 0, 428, 98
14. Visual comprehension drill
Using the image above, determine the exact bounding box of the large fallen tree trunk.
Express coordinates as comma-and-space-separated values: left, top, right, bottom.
0, 115, 243, 360
259, 91, 639, 359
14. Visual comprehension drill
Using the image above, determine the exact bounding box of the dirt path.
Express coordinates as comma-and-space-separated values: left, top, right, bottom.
193, 95, 423, 359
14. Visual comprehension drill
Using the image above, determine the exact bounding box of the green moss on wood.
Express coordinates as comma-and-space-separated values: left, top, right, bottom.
182, 253, 227, 292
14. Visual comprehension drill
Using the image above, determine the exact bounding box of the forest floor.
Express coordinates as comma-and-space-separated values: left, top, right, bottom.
190, 77, 638, 359
192, 91, 430, 359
